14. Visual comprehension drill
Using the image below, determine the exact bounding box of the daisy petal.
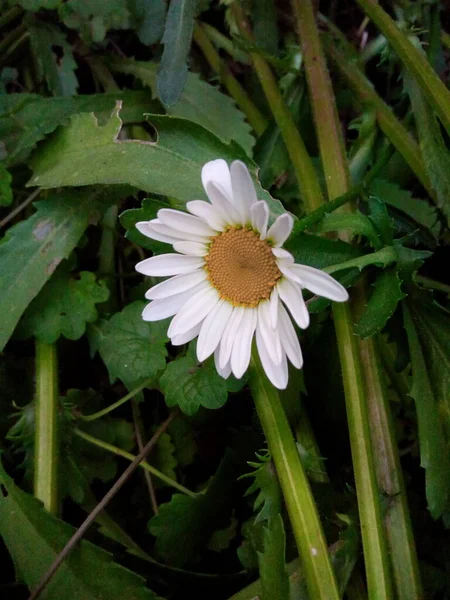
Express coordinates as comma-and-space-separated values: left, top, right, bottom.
150, 220, 209, 243
136, 254, 204, 277
186, 200, 226, 231
173, 241, 208, 256
145, 270, 207, 300
277, 278, 310, 329
158, 208, 215, 237
257, 302, 283, 365
202, 159, 233, 201
251, 201, 269, 238
230, 160, 258, 222
197, 300, 233, 362
278, 304, 303, 369
256, 327, 289, 389
219, 306, 245, 369
269, 286, 279, 329
289, 265, 349, 302
267, 213, 294, 247
171, 323, 202, 346
168, 286, 219, 337
206, 181, 241, 224
135, 221, 177, 244
231, 308, 257, 379
273, 247, 294, 262
214, 346, 232, 379
142, 282, 206, 321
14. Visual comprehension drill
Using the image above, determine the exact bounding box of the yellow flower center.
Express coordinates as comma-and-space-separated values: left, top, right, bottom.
204, 227, 281, 307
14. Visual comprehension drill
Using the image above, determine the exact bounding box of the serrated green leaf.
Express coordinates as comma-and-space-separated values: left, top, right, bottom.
15, 262, 109, 343
90, 301, 168, 390
28, 21, 78, 96
0, 91, 156, 164
61, 0, 131, 42
207, 516, 238, 552
312, 211, 381, 249
159, 343, 229, 416
369, 179, 440, 238
148, 452, 236, 567
120, 197, 170, 252
403, 294, 450, 518
0, 187, 122, 352
28, 103, 284, 218
0, 161, 13, 206
0, 458, 161, 599
110, 60, 254, 154
156, 0, 196, 107
368, 196, 393, 246
257, 515, 290, 600
128, 0, 166, 45
355, 269, 406, 339
241, 452, 281, 523
325, 246, 397, 275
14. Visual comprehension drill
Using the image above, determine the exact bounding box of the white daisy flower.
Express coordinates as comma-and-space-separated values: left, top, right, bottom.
135, 159, 349, 389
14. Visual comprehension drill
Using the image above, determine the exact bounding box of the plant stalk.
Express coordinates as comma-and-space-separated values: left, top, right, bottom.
249, 350, 340, 600
34, 341, 59, 516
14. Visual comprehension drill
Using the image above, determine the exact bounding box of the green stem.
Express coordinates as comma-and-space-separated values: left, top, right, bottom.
34, 341, 59, 516
79, 376, 155, 421
358, 335, 422, 599
414, 274, 450, 295
199, 22, 251, 65
232, 3, 325, 213
249, 350, 340, 600
355, 0, 450, 136
0, 22, 26, 56
193, 22, 267, 136
74, 428, 196, 497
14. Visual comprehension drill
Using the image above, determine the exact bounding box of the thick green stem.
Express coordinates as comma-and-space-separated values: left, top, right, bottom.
358, 335, 423, 599
75, 428, 196, 497
250, 350, 340, 600
34, 341, 59, 516
193, 23, 267, 136
233, 3, 324, 213
355, 0, 450, 136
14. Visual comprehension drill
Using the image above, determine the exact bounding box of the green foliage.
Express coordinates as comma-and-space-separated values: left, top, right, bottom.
15, 261, 109, 343
110, 60, 254, 154
159, 343, 229, 416
156, 0, 196, 107
257, 515, 290, 600
120, 197, 170, 252
90, 301, 168, 389
0, 161, 13, 206
0, 187, 121, 351
241, 451, 282, 522
128, 0, 166, 45
60, 0, 131, 42
0, 458, 161, 599
150, 432, 178, 487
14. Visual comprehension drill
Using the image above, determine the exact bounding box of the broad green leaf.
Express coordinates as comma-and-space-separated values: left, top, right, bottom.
28, 103, 284, 217
90, 301, 168, 390
120, 197, 170, 252
110, 60, 254, 154
0, 458, 161, 599
406, 74, 450, 226
285, 231, 362, 269
128, 0, 166, 45
355, 269, 406, 339
156, 0, 196, 107
368, 196, 393, 246
148, 452, 236, 567
257, 515, 290, 600
241, 451, 281, 523
15, 262, 109, 343
168, 418, 197, 467
0, 187, 123, 352
0, 91, 157, 164
28, 21, 78, 96
0, 161, 13, 206
369, 179, 440, 238
60, 0, 131, 42
159, 343, 228, 416
403, 296, 450, 518
312, 211, 381, 249
150, 432, 178, 488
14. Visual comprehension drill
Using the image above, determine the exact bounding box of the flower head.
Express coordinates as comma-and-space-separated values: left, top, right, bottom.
135, 159, 348, 389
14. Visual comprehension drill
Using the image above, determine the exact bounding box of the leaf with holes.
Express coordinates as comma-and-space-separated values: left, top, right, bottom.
90, 301, 168, 390
0, 457, 161, 599
15, 262, 109, 343
159, 343, 229, 416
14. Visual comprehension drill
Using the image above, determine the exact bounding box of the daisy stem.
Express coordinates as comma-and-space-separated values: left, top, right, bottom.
74, 428, 196, 498
34, 341, 59, 516
292, 1, 420, 597
249, 350, 340, 600
193, 22, 267, 136
232, 3, 325, 213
